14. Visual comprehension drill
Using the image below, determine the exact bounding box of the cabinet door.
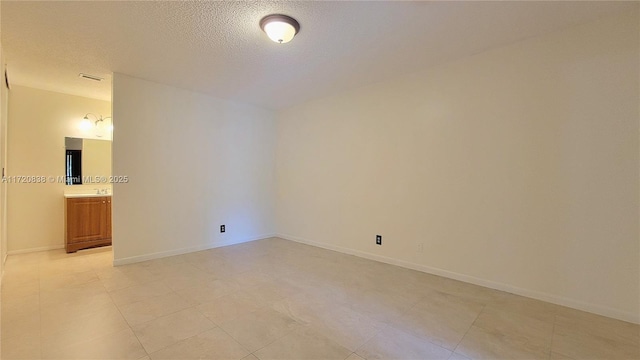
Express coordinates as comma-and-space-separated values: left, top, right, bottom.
105, 198, 112, 239
66, 197, 108, 244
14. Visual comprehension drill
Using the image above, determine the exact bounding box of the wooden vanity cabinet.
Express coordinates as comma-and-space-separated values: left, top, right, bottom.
65, 196, 112, 253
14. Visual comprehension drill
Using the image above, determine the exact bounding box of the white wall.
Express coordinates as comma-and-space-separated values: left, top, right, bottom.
0, 28, 7, 271
276, 12, 639, 323
0, 9, 5, 356
7, 86, 111, 253
112, 74, 276, 264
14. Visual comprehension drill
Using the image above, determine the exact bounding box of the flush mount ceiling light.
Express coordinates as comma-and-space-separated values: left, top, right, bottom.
260, 14, 300, 44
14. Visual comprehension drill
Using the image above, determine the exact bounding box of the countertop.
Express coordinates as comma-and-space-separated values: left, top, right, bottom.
64, 193, 112, 198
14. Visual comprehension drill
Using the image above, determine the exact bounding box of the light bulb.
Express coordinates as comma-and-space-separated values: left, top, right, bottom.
79, 118, 92, 131
264, 21, 296, 43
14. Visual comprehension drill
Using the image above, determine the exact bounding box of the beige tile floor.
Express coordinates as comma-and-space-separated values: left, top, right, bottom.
1, 237, 638, 360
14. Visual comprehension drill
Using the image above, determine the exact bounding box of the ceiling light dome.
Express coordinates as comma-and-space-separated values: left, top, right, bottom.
260, 14, 300, 44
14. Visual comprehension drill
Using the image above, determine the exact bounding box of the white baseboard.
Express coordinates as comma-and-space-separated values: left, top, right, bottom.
112, 234, 276, 266
7, 244, 64, 255
277, 233, 639, 325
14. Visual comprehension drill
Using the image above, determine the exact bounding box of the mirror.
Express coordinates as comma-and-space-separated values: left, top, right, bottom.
65, 137, 112, 185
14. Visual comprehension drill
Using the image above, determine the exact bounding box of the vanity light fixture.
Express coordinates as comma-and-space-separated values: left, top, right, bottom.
260, 14, 300, 44
81, 113, 113, 137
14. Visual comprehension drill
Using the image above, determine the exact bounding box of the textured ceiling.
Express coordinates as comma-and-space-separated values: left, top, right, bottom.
1, 1, 635, 109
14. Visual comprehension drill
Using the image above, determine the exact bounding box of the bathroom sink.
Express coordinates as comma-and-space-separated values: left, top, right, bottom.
63, 193, 111, 198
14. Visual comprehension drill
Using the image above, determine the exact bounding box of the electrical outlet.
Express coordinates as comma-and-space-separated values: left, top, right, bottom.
376, 235, 382, 245
220, 224, 225, 233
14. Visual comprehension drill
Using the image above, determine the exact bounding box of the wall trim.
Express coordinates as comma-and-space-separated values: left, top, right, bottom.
277, 233, 639, 325
113, 234, 276, 266
7, 244, 64, 255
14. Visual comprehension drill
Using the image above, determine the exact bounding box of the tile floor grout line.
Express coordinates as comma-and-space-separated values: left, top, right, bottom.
101, 268, 150, 358
383, 320, 455, 356
352, 321, 390, 360
40, 262, 100, 357
452, 303, 486, 355
212, 294, 301, 356
212, 322, 256, 357
197, 258, 297, 357
112, 274, 238, 355
188, 289, 257, 356
343, 351, 357, 360
4, 241, 638, 359
548, 313, 558, 360
118, 288, 195, 326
